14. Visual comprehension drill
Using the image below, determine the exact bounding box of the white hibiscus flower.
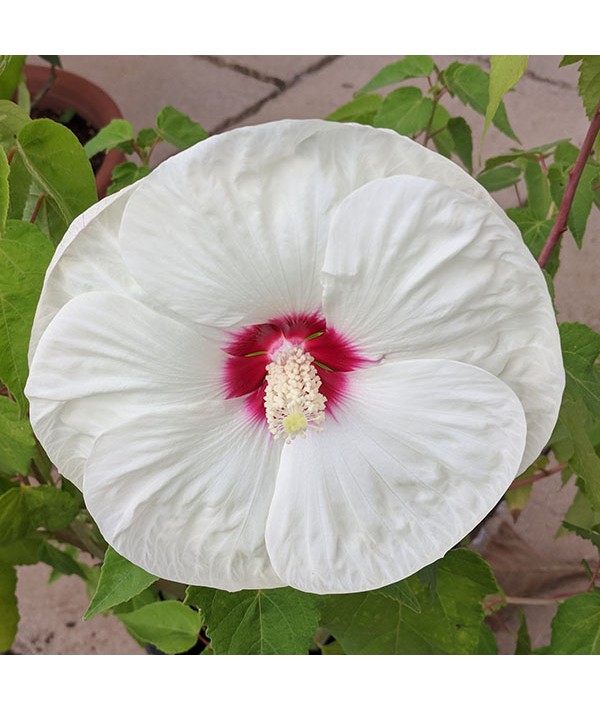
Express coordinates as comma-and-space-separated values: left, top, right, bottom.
26, 119, 564, 594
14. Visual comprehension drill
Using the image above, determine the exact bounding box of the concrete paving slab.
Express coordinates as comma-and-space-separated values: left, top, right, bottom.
12, 563, 143, 655
207, 55, 333, 84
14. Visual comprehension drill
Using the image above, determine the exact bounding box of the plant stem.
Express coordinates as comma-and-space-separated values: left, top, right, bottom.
537, 99, 600, 268
507, 463, 566, 490
30, 194, 46, 224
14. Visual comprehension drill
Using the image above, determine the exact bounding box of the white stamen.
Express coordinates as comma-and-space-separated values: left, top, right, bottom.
264, 346, 327, 443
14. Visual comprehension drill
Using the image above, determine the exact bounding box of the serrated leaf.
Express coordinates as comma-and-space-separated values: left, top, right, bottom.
0, 220, 54, 412
374, 86, 434, 136
16, 118, 96, 227
377, 578, 421, 613
40, 541, 85, 578
84, 118, 134, 159
547, 161, 596, 248
185, 586, 319, 655
447, 116, 473, 172
357, 55, 435, 94
560, 56, 583, 67
560, 322, 600, 419
116, 600, 202, 654
550, 592, 600, 653
107, 161, 151, 196
477, 165, 521, 192
557, 396, 600, 510
505, 207, 558, 277
484, 141, 566, 171
561, 521, 600, 551
524, 159, 551, 220
0, 564, 18, 651
515, 608, 532, 654
321, 549, 499, 655
136, 127, 159, 150
155, 106, 207, 150
578, 56, 600, 120
0, 101, 30, 153
0, 146, 8, 233
84, 547, 158, 620
0, 485, 79, 545
485, 56, 528, 137
443, 61, 518, 141
429, 104, 454, 158
0, 396, 35, 475
326, 94, 383, 125
563, 485, 600, 534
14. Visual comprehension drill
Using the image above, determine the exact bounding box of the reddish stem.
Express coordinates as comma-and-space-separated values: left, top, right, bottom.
537, 100, 600, 268
588, 559, 600, 591
507, 463, 566, 490
30, 194, 46, 224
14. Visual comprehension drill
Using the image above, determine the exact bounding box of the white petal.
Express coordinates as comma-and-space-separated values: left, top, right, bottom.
28, 184, 143, 363
119, 119, 520, 329
83, 403, 284, 590
265, 359, 527, 594
323, 175, 563, 470
26, 291, 224, 488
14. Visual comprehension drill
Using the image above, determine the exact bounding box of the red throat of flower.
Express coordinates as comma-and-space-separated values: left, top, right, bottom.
223, 312, 372, 437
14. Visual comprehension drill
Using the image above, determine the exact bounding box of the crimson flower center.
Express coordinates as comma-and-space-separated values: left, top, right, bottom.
222, 312, 371, 436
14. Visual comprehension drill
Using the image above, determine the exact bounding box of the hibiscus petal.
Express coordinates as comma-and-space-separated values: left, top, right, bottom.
265, 359, 526, 594
83, 402, 284, 590
119, 120, 520, 329
26, 291, 225, 488
322, 175, 563, 470
28, 185, 142, 363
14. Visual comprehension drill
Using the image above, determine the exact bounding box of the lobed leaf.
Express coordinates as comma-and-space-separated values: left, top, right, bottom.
559, 322, 600, 420
155, 106, 208, 150
83, 118, 134, 159
356, 55, 435, 94
505, 207, 558, 277
374, 86, 434, 136
0, 397, 35, 476
107, 161, 151, 196
550, 592, 600, 654
185, 586, 320, 655
443, 61, 518, 141
578, 56, 600, 120
84, 546, 158, 620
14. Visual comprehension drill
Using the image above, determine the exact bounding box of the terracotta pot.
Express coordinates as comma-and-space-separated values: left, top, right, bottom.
24, 64, 124, 198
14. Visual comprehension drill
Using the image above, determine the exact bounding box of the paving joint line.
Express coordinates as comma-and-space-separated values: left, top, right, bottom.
202, 55, 341, 133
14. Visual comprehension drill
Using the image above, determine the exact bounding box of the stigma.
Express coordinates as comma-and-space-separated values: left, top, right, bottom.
264, 346, 327, 443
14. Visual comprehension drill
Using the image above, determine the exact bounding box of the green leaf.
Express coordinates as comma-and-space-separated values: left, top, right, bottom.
107, 161, 151, 196
578, 56, 600, 120
560, 322, 600, 420
477, 623, 498, 654
561, 521, 600, 552
0, 537, 43, 566
548, 161, 596, 248
560, 56, 584, 67
0, 146, 8, 235
16, 118, 96, 227
524, 159, 551, 220
485, 56, 528, 137
505, 207, 558, 277
443, 61, 518, 141
483, 141, 566, 170
185, 586, 320, 655
326, 94, 383, 125
83, 118, 134, 159
136, 127, 159, 150
556, 396, 600, 510
0, 100, 30, 152
321, 550, 499, 655
116, 600, 202, 655
447, 116, 473, 172
0, 56, 25, 101
84, 547, 158, 620
0, 564, 18, 652
0, 485, 79, 545
477, 165, 521, 192
39, 541, 85, 578
356, 56, 435, 94
374, 87, 434, 136
515, 608, 532, 654
429, 104, 454, 158
0, 220, 54, 412
550, 592, 600, 653
377, 578, 421, 613
563, 485, 600, 532
155, 106, 208, 150
0, 397, 35, 475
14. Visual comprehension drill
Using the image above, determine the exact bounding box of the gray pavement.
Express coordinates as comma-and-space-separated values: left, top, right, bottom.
14, 55, 599, 654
